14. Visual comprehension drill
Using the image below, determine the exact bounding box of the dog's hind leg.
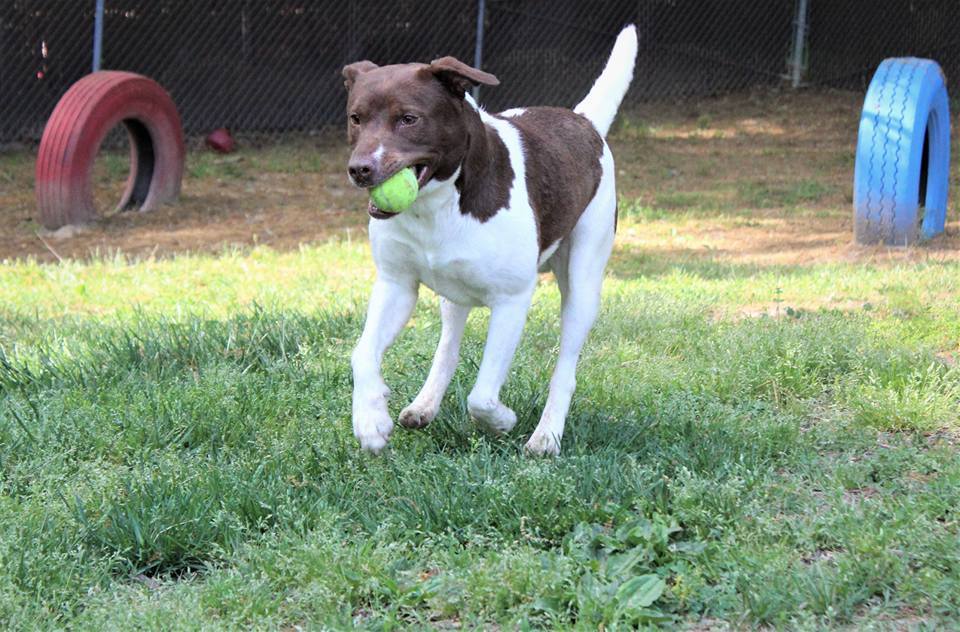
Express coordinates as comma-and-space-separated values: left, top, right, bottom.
399, 298, 471, 429
352, 277, 419, 453
525, 147, 617, 456
467, 290, 535, 434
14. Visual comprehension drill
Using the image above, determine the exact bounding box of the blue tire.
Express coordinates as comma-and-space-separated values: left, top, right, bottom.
853, 58, 950, 245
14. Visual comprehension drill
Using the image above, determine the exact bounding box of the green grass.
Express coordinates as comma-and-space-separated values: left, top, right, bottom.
1, 217, 959, 629
184, 139, 341, 181
737, 179, 834, 208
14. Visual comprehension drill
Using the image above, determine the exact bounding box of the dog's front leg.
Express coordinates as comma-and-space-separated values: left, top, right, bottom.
351, 277, 418, 453
467, 291, 534, 434
399, 298, 471, 429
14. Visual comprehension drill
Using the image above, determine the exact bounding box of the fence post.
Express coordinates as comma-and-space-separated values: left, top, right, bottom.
790, 0, 809, 88
92, 0, 105, 72
472, 0, 486, 101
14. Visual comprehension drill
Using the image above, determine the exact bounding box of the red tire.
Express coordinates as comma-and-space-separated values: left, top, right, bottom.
35, 71, 185, 230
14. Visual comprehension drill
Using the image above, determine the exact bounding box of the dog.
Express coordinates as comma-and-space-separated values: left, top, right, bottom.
343, 25, 638, 455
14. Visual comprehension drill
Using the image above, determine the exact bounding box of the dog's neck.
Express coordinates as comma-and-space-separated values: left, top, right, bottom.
402, 97, 514, 226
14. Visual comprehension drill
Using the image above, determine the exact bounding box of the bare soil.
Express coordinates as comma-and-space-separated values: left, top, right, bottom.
612, 88, 960, 267
2, 88, 958, 265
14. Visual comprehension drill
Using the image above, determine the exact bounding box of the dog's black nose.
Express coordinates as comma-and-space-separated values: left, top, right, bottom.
348, 160, 375, 186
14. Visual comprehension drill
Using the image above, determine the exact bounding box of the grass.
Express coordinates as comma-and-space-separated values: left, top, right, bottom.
1, 233, 959, 629
2, 89, 960, 628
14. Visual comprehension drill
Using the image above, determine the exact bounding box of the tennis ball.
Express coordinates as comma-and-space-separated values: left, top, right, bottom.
370, 167, 419, 213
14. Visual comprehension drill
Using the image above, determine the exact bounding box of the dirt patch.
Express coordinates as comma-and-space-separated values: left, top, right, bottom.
609, 88, 960, 268
616, 213, 960, 268
0, 132, 369, 262
2, 88, 960, 265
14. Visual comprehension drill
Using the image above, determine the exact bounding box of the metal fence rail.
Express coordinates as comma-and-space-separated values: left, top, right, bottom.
3, 1, 960, 144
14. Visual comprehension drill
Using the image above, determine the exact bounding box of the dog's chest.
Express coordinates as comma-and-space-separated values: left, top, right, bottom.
369, 193, 539, 306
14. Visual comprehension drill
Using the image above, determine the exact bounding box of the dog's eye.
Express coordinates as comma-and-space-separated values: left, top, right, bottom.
349, 113, 361, 125
399, 114, 419, 126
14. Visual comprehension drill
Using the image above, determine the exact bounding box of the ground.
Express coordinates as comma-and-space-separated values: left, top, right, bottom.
3, 90, 959, 266
0, 89, 959, 629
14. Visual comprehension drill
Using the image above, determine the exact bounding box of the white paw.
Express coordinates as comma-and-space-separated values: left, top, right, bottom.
486, 407, 517, 434
398, 403, 437, 429
357, 432, 390, 454
353, 404, 394, 454
524, 431, 561, 456
467, 397, 517, 435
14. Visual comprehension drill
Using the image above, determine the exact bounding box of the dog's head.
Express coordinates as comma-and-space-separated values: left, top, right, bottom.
342, 57, 498, 215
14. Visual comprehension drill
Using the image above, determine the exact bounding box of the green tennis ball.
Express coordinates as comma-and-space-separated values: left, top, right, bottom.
370, 167, 419, 213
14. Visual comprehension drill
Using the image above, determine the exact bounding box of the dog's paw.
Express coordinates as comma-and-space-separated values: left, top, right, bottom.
468, 401, 517, 435
467, 394, 517, 434
524, 431, 561, 457
353, 405, 394, 454
487, 407, 517, 434
398, 404, 436, 429
357, 432, 390, 454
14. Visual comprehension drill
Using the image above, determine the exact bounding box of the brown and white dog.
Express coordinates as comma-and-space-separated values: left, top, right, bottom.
344, 26, 638, 455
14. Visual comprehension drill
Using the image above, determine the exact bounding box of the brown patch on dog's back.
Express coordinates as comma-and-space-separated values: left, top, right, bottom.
505, 108, 604, 251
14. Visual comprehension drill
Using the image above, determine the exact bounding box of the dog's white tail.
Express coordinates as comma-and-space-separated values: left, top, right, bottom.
574, 25, 638, 138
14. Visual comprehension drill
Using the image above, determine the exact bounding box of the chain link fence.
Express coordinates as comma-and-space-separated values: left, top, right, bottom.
3, 1, 960, 144
808, 0, 960, 91
1, 1, 93, 143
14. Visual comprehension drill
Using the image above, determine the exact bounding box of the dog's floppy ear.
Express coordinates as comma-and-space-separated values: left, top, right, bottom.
426, 56, 499, 98
342, 61, 379, 90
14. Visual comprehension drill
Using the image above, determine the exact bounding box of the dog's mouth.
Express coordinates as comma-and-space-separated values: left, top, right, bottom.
367, 200, 396, 219
412, 163, 432, 186
366, 163, 433, 219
